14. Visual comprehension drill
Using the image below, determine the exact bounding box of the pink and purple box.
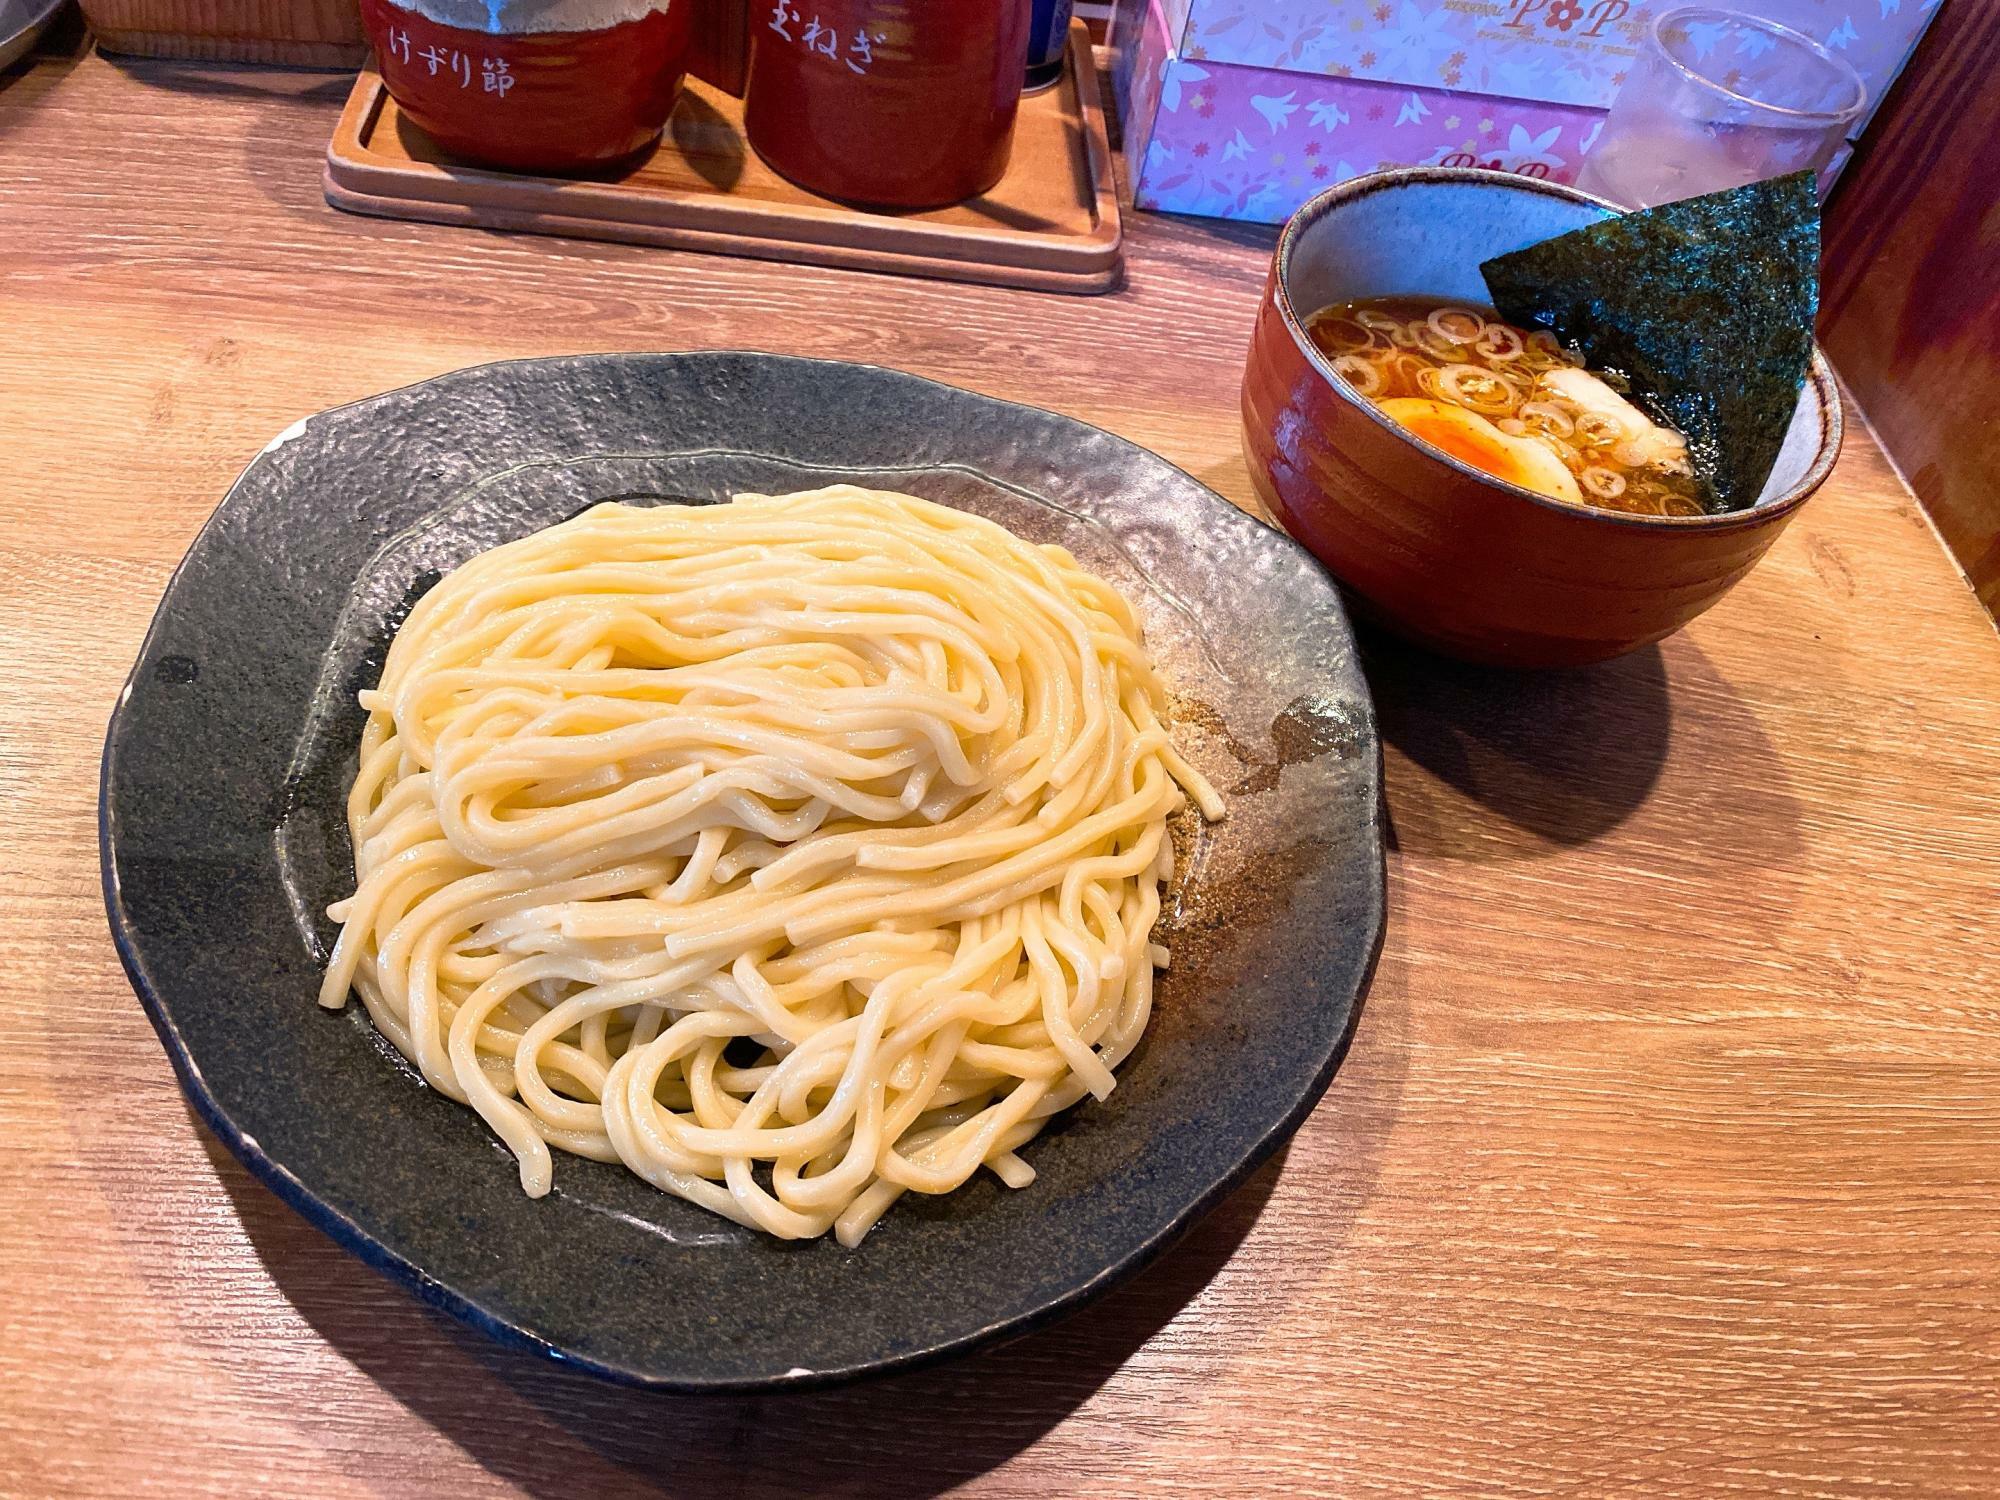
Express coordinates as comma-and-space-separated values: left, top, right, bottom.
1110, 0, 1942, 223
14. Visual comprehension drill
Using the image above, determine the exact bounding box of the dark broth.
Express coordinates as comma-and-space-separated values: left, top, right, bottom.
1307, 296, 1706, 518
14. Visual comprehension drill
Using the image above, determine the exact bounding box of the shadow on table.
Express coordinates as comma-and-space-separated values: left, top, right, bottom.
1359, 624, 1674, 858
92, 53, 355, 103
205, 1124, 1286, 1499
1149, 215, 1282, 255
1360, 625, 1807, 937
0, 8, 89, 130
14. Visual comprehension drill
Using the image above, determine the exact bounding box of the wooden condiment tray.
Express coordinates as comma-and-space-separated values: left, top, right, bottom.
324, 21, 1121, 295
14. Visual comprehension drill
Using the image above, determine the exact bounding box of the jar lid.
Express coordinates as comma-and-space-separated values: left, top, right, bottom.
385, 0, 674, 33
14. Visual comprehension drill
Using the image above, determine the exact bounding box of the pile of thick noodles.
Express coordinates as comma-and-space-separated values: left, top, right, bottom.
1309, 301, 1706, 516
319, 486, 1223, 1246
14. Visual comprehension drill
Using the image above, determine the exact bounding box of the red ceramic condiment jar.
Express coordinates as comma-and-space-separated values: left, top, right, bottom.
743, 0, 1032, 209
359, 0, 696, 173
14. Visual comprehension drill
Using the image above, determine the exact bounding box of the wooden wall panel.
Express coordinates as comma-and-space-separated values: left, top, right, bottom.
75, 0, 367, 65
1822, 0, 2000, 618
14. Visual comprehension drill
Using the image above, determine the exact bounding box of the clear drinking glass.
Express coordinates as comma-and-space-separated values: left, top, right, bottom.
1576, 6, 1867, 208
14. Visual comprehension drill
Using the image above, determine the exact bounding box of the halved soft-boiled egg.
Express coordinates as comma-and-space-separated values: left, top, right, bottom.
1376, 397, 1582, 506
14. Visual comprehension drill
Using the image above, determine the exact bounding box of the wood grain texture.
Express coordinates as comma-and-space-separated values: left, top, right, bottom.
1822, 0, 2000, 617
79, 0, 367, 64
3, 47, 1999, 1500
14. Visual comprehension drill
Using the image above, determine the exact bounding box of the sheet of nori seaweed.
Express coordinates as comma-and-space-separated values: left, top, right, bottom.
1480, 171, 1819, 514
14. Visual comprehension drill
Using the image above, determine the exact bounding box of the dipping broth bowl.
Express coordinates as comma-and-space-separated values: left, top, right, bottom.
1241, 167, 1842, 669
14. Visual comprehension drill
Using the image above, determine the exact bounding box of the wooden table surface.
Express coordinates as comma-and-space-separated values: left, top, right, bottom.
4, 45, 1999, 1500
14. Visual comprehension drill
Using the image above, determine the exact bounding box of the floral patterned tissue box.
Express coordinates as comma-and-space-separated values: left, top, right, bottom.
1113, 0, 1940, 224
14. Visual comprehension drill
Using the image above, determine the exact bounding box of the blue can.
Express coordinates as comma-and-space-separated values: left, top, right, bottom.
1026, 0, 1077, 91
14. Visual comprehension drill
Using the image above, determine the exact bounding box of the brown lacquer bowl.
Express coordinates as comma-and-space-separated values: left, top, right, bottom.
1242, 167, 1842, 668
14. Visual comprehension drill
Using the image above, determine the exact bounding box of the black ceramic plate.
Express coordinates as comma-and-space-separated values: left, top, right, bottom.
102, 353, 1382, 1391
